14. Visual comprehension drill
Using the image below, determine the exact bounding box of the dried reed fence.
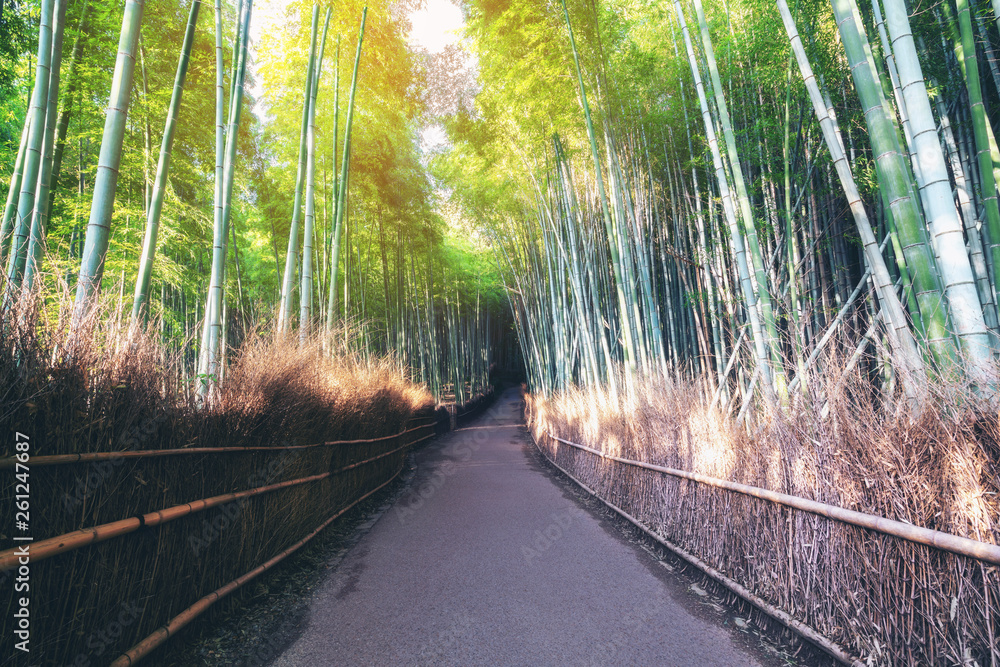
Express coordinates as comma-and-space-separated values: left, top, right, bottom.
0, 293, 434, 665
524, 367, 1000, 666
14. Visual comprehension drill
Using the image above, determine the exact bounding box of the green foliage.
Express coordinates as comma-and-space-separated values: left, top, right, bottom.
0, 0, 35, 162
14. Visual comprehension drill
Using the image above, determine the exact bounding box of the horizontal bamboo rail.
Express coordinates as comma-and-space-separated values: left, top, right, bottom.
530, 430, 862, 666
0, 431, 433, 572
0, 421, 436, 469
544, 431, 1000, 565
110, 461, 406, 667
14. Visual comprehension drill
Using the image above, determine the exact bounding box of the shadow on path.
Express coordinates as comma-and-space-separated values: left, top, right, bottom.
267, 388, 792, 667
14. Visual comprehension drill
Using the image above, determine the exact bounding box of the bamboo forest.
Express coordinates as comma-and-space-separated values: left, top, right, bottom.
2, 0, 1000, 663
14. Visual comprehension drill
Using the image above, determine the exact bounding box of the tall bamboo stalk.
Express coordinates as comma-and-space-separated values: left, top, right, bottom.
47, 0, 90, 212
278, 6, 320, 333
934, 93, 1000, 341
777, 0, 925, 393
881, 0, 992, 371
674, 0, 775, 400
132, 0, 202, 322
23, 0, 68, 291
561, 0, 638, 381
211, 0, 225, 318
955, 0, 1000, 317
5, 0, 55, 294
327, 8, 367, 332
300, 7, 332, 341
72, 0, 144, 327
198, 0, 252, 386
325, 37, 341, 326
830, 0, 955, 368
0, 104, 32, 272
693, 0, 786, 398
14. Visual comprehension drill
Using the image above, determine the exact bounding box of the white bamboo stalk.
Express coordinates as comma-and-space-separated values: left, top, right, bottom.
883, 0, 993, 371
673, 0, 775, 399
871, 0, 926, 182
777, 0, 926, 394
934, 93, 999, 343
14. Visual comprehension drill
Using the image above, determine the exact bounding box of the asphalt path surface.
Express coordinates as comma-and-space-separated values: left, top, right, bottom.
269, 388, 777, 666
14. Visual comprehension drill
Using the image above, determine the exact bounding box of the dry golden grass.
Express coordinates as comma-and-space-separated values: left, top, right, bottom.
527, 360, 1000, 665
0, 288, 432, 664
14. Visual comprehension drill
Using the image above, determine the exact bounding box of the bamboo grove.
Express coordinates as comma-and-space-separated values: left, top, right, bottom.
0, 0, 507, 405
438, 0, 1000, 413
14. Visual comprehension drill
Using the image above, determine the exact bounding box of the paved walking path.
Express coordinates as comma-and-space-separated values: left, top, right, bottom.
270, 388, 773, 666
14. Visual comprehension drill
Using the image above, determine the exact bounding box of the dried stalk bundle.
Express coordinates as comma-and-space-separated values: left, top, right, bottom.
0, 288, 431, 664
526, 363, 1000, 665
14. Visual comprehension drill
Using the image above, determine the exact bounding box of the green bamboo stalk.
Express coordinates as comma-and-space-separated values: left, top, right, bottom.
411, 259, 427, 385
972, 0, 1000, 98
656, 147, 682, 372
560, 0, 637, 379
881, 0, 992, 370
955, 0, 1000, 324
192, 0, 224, 373
550, 135, 603, 389
131, 0, 201, 322
559, 135, 617, 389
212, 0, 224, 291
6, 0, 54, 293
139, 40, 151, 216
777, 0, 925, 391
300, 7, 332, 342
609, 130, 666, 375
48, 0, 90, 213
693, 0, 786, 399
198, 0, 235, 380
782, 53, 808, 391
198, 0, 252, 385
667, 25, 724, 383
938, 4, 1000, 203
0, 116, 31, 271
230, 216, 246, 324
934, 93, 999, 341
871, 0, 919, 176
278, 6, 319, 333
327, 8, 367, 332
603, 133, 647, 372
674, 0, 775, 399
426, 261, 440, 397
830, 0, 955, 368
640, 127, 677, 378
72, 0, 144, 326
23, 0, 68, 291
325, 36, 340, 322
